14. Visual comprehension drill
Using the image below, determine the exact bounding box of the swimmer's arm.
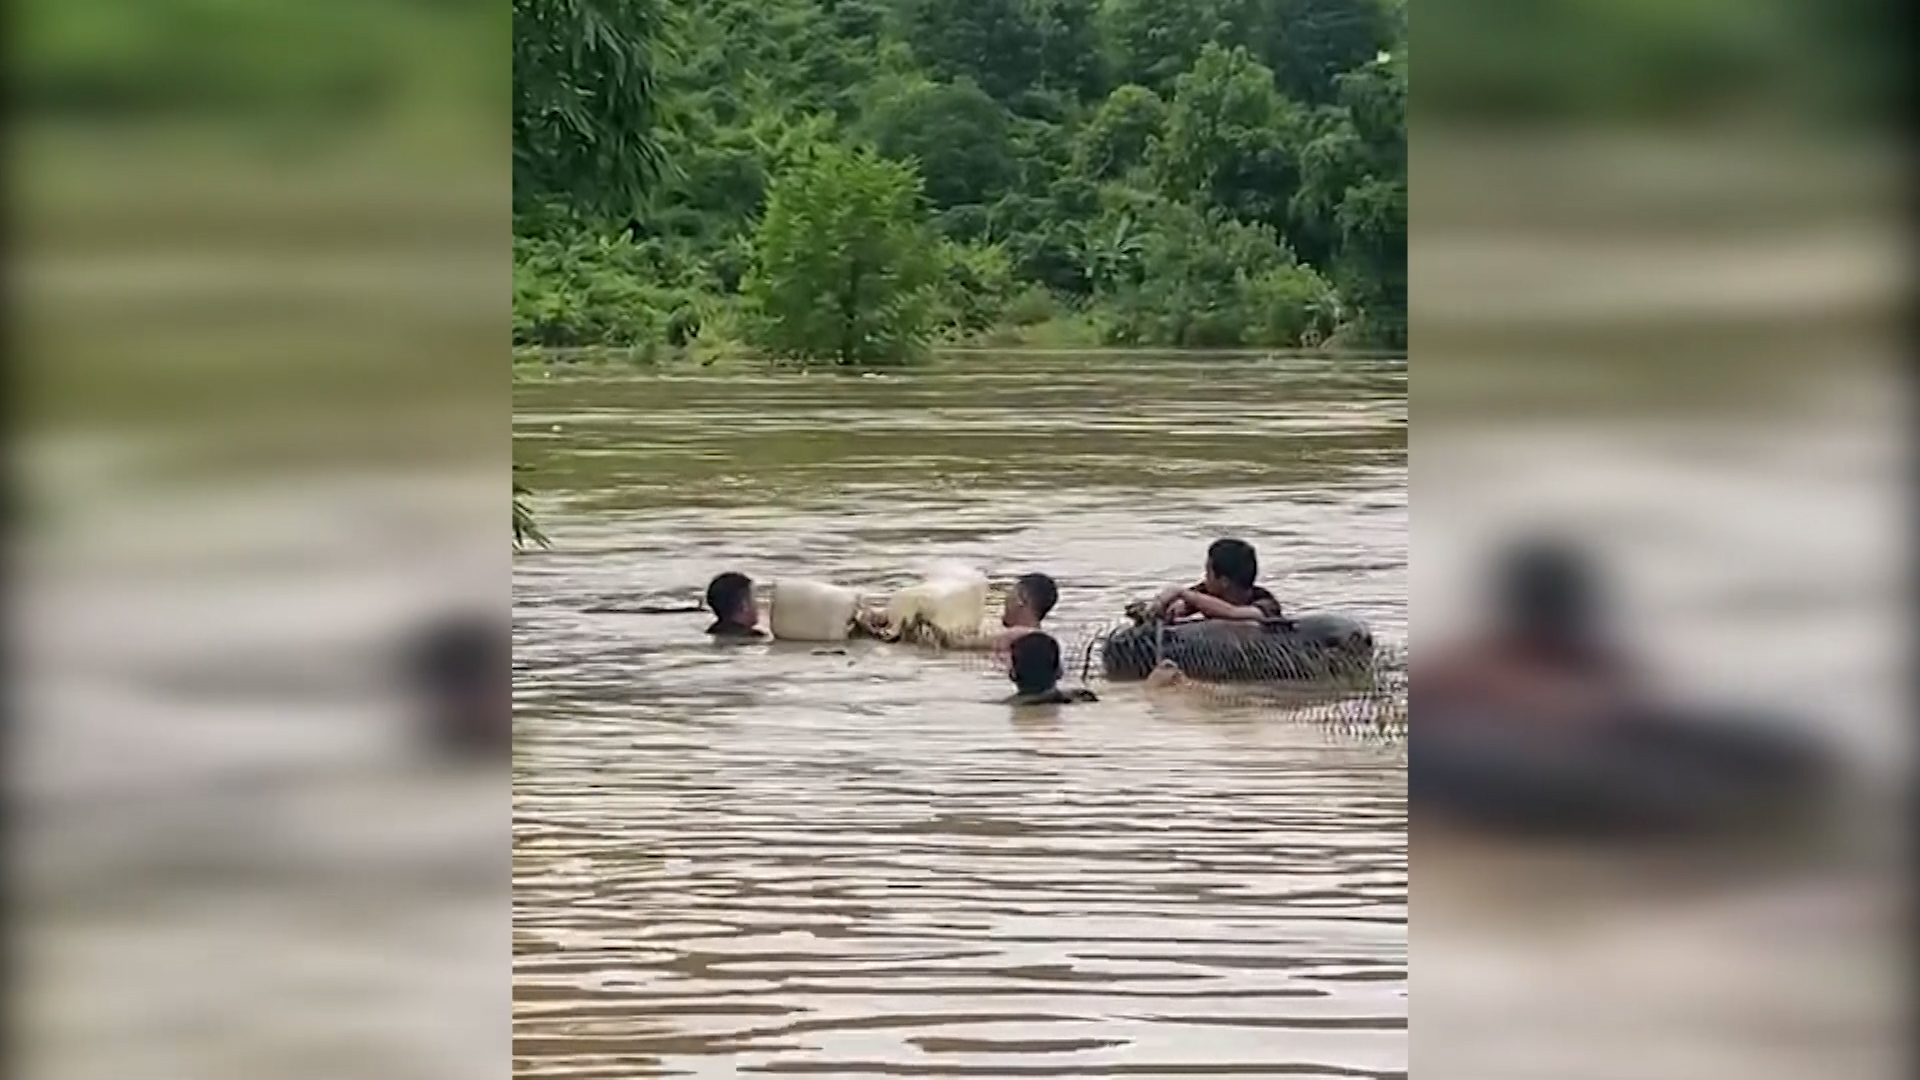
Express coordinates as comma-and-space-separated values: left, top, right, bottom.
1174, 588, 1267, 622
1150, 585, 1199, 620
919, 624, 1035, 653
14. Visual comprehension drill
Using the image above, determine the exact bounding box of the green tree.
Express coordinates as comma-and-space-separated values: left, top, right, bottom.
1153, 44, 1303, 230
1244, 263, 1342, 347
1104, 196, 1298, 346
1331, 177, 1404, 346
1073, 84, 1167, 180
657, 113, 771, 230
744, 145, 940, 366
1098, 0, 1237, 95
1033, 0, 1108, 101
1286, 111, 1362, 269
931, 240, 1019, 335
513, 0, 671, 219
988, 189, 1092, 295
863, 77, 1015, 210
1292, 49, 1403, 343
1247, 0, 1396, 106
894, 0, 1044, 103
822, 0, 891, 40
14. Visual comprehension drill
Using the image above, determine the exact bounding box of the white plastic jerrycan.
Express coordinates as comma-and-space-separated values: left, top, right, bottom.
768, 579, 861, 642
886, 562, 990, 642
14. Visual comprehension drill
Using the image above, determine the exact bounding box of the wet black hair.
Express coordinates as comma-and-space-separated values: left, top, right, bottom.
1008, 632, 1064, 694
1014, 572, 1059, 619
1496, 537, 1600, 639
705, 571, 756, 624
1206, 538, 1259, 591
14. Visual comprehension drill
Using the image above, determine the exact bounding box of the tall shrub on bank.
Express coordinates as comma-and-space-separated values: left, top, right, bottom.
744, 145, 939, 366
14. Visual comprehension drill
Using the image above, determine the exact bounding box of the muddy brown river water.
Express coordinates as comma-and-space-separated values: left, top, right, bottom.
511, 351, 1409, 1078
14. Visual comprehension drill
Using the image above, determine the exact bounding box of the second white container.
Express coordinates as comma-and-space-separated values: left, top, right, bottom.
886, 565, 990, 642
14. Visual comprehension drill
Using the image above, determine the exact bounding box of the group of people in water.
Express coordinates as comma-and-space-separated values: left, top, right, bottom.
698, 528, 1649, 719
703, 537, 1291, 705
693, 527, 1837, 839
442, 526, 1828, 840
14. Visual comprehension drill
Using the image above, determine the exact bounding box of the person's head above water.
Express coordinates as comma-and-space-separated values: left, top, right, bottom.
1007, 631, 1064, 695
1002, 572, 1059, 628
704, 571, 760, 634
1204, 538, 1259, 598
1495, 537, 1604, 647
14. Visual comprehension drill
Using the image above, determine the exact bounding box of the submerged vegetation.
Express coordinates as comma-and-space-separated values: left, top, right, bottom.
513, 0, 1407, 364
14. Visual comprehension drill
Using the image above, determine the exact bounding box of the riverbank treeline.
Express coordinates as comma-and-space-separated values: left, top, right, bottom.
513, 0, 1406, 363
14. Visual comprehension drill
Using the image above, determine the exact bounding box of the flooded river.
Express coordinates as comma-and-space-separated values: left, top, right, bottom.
512, 351, 1409, 1078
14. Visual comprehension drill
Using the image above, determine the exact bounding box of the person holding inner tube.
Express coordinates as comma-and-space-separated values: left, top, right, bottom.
1149, 538, 1287, 624
1415, 538, 1639, 724
1412, 537, 1839, 838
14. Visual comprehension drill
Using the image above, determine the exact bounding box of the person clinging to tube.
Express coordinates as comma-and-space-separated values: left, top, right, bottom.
1415, 538, 1640, 724
1002, 632, 1099, 705
1149, 538, 1286, 624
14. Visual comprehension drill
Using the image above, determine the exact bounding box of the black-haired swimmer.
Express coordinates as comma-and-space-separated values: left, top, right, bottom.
1150, 537, 1287, 624
991, 571, 1060, 654
704, 572, 768, 640
1002, 632, 1098, 706
1416, 536, 1636, 725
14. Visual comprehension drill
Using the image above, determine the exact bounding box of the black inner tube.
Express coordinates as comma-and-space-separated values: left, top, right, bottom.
1101, 613, 1375, 682
1411, 707, 1840, 839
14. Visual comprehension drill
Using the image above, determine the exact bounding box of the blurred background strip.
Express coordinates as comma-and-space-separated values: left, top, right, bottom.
11, 3, 507, 1080
1412, 1, 1908, 1078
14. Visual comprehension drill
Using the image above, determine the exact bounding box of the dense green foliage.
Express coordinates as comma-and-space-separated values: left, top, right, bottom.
514, 0, 669, 219
512, 0, 1409, 360
744, 145, 941, 365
